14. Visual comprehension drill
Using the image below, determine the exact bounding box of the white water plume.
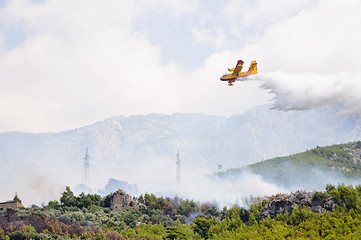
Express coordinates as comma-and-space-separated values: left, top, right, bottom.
254, 71, 361, 115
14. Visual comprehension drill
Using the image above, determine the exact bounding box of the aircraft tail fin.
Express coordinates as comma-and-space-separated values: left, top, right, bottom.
248, 60, 258, 74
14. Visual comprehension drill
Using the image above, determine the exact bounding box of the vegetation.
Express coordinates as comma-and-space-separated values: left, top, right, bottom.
1, 184, 361, 239
219, 141, 361, 188
2, 142, 361, 239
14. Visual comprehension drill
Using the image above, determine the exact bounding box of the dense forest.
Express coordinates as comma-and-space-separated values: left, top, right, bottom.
2, 183, 361, 239
2, 143, 361, 239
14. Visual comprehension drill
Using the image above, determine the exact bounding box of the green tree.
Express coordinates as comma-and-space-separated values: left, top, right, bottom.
166, 222, 191, 240
356, 141, 361, 149
77, 192, 101, 209
60, 186, 76, 207
101, 193, 112, 208
248, 200, 262, 225
13, 192, 22, 204
178, 199, 198, 217
336, 184, 360, 210
46, 200, 59, 209
192, 217, 218, 239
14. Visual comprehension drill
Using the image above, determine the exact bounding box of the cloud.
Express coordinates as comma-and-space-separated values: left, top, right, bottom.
0, 0, 272, 132
191, 27, 231, 49
0, 31, 3, 48
0, 0, 191, 132
143, 0, 198, 19
221, 0, 316, 39
0, 0, 360, 132
238, 0, 361, 73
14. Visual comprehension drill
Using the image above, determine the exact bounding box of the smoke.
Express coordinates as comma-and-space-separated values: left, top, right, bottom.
122, 159, 285, 208
3, 70, 361, 207
248, 71, 361, 115
175, 170, 284, 207
246, 160, 361, 195
25, 173, 64, 205
0, 162, 67, 207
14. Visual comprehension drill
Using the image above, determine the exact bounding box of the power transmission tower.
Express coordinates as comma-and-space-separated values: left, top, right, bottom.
82, 148, 90, 186
176, 151, 181, 186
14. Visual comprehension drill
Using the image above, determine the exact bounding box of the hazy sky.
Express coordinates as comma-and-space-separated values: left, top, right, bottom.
1, 0, 361, 132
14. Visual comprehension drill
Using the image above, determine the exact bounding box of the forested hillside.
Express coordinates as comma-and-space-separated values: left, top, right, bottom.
219, 141, 361, 191
2, 184, 361, 239
3, 143, 361, 239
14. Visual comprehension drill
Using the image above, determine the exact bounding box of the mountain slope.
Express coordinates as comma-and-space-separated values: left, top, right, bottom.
219, 141, 361, 191
1, 104, 361, 204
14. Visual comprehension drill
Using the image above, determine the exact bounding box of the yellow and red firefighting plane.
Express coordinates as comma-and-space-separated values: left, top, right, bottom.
220, 60, 258, 86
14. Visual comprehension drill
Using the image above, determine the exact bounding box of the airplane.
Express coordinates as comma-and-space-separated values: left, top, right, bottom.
220, 60, 258, 86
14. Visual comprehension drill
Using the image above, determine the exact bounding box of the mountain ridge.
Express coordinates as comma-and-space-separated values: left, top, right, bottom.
1, 104, 361, 204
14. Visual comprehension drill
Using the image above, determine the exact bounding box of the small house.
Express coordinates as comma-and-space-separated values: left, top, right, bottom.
0, 200, 23, 210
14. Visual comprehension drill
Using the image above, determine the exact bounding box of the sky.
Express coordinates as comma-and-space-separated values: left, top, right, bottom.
1, 0, 361, 132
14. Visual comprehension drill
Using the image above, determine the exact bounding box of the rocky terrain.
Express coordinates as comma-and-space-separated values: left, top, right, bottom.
109, 190, 145, 212
260, 191, 336, 219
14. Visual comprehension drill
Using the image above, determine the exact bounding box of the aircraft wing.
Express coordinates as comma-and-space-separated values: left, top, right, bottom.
232, 60, 244, 74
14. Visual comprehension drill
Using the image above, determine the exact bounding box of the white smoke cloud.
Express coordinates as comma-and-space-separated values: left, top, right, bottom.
175, 171, 284, 207
254, 71, 361, 115
111, 157, 285, 208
